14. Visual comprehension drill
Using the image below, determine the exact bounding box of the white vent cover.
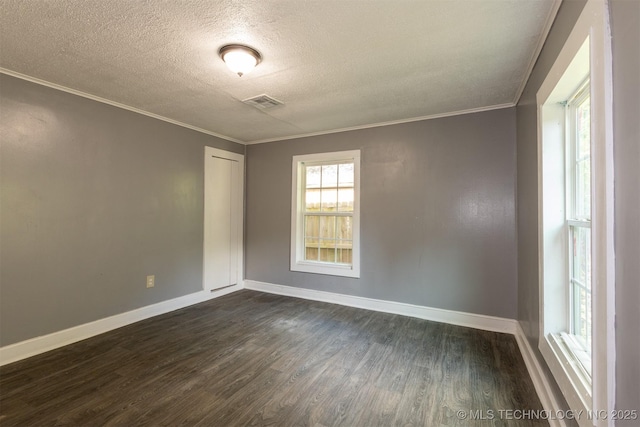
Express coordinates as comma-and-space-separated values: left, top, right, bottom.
242, 94, 284, 110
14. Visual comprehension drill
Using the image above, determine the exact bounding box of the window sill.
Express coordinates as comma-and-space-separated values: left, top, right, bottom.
559, 332, 592, 378
291, 261, 360, 278
541, 333, 592, 418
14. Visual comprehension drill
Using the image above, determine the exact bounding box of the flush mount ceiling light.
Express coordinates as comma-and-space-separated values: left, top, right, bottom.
218, 44, 262, 77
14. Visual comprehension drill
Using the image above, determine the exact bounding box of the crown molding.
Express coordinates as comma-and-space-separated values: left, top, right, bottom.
0, 68, 244, 145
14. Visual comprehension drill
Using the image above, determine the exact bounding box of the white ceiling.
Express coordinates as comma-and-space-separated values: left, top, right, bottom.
0, 0, 559, 144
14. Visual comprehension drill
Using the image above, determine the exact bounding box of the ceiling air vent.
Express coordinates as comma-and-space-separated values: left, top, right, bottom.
242, 94, 284, 110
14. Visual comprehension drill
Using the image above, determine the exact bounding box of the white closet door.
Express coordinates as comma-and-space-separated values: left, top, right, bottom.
204, 153, 240, 291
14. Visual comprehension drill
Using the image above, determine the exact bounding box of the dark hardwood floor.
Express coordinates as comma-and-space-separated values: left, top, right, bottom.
0, 290, 546, 426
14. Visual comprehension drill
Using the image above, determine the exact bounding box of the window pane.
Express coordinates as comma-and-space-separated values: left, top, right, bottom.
571, 226, 591, 293
575, 96, 591, 220
322, 164, 338, 187
570, 225, 591, 355
338, 163, 354, 187
305, 188, 321, 212
337, 238, 352, 264
336, 247, 353, 264
319, 239, 336, 263
338, 188, 354, 212
321, 188, 338, 212
304, 215, 320, 261
576, 158, 591, 220
305, 239, 319, 261
577, 97, 590, 159
572, 285, 591, 351
306, 165, 321, 188
319, 216, 336, 239
304, 215, 320, 238
336, 216, 352, 240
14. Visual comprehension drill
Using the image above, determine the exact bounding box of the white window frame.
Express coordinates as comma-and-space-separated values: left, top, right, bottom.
536, 1, 615, 426
290, 150, 361, 278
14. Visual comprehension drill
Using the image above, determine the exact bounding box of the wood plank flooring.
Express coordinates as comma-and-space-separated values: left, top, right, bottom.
0, 290, 546, 426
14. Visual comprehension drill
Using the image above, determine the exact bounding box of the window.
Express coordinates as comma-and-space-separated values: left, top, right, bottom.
566, 81, 592, 376
291, 150, 360, 278
540, 54, 594, 405
537, 0, 614, 421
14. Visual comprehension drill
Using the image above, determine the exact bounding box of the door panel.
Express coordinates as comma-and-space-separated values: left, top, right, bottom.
204, 150, 242, 291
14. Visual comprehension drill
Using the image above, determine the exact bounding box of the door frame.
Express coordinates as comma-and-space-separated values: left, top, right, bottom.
203, 146, 244, 291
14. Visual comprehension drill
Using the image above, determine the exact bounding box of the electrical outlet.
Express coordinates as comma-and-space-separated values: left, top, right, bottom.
146, 275, 155, 288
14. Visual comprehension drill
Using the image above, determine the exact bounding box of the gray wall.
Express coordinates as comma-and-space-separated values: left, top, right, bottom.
516, 0, 587, 356
516, 0, 640, 420
611, 0, 640, 421
0, 74, 244, 346
246, 108, 517, 319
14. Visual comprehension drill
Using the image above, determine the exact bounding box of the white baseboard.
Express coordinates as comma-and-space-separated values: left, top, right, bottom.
0, 283, 242, 366
3, 278, 564, 426
244, 279, 517, 334
514, 323, 567, 427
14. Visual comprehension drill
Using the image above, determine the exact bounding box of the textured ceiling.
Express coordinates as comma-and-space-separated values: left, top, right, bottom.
0, 0, 558, 144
